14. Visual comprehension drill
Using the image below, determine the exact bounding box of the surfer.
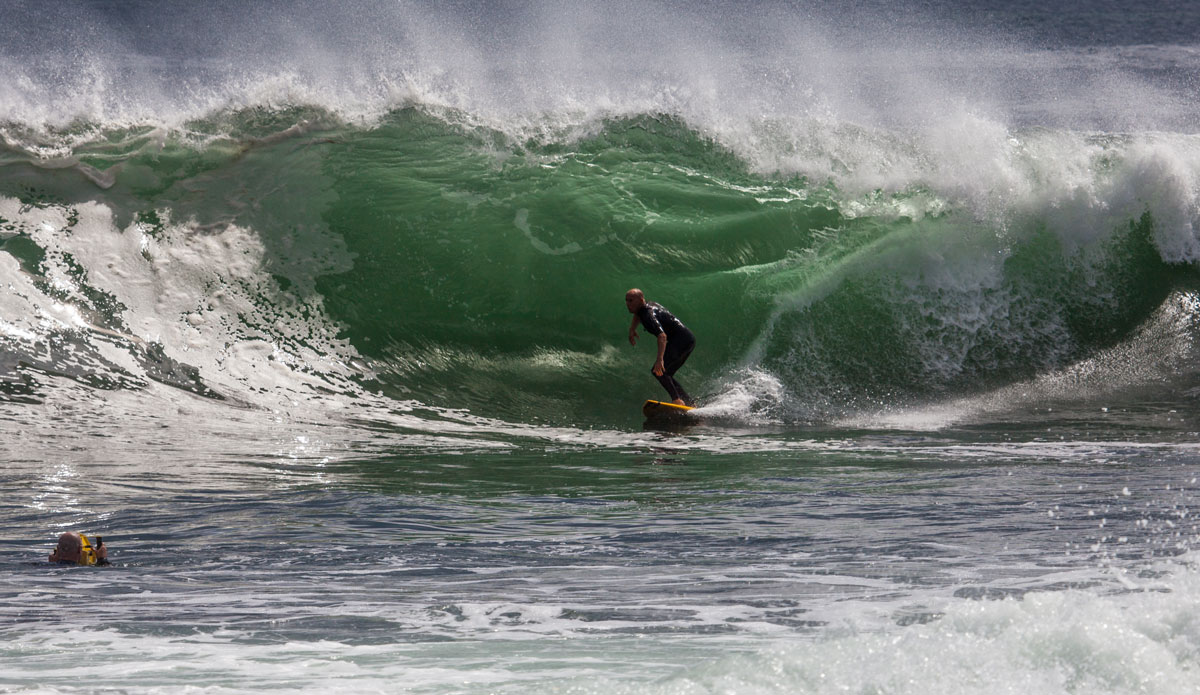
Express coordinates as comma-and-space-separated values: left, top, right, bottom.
625, 288, 696, 406
48, 531, 109, 566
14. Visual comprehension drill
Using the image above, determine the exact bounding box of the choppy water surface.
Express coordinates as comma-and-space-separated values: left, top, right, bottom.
5, 1, 1200, 692
4, 385, 1200, 692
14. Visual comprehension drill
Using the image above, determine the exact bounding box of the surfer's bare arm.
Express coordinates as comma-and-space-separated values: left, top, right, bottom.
653, 333, 667, 376
629, 316, 640, 346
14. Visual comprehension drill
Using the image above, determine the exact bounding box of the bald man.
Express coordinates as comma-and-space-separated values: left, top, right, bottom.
625, 288, 696, 406
48, 532, 108, 566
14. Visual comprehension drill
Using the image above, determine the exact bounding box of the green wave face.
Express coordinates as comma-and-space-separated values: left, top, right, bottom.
0, 109, 1193, 426
311, 112, 1188, 423
313, 111, 837, 423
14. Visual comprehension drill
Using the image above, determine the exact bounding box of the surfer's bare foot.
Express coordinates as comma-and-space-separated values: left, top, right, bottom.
672, 398, 686, 406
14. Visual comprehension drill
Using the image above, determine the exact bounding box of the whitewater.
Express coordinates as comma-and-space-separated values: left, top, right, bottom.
3, 1, 1200, 693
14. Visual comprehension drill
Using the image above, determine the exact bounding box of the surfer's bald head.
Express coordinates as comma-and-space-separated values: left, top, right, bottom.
625, 288, 645, 313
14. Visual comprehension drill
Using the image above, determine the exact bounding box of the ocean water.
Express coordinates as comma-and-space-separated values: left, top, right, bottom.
4, 1, 1200, 692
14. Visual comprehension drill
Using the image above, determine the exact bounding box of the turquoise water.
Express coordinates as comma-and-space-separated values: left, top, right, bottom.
3, 1, 1200, 693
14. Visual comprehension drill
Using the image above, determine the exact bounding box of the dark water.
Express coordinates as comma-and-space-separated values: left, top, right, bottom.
3, 1, 1200, 693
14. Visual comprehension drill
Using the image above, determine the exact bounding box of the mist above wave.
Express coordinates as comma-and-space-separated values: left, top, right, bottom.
3, 0, 1198, 143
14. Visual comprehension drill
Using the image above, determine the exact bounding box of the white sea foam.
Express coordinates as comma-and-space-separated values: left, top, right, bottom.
3, 552, 1198, 694
838, 290, 1200, 431
0, 197, 363, 406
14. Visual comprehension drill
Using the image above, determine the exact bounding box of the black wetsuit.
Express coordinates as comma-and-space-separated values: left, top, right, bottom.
637, 301, 696, 406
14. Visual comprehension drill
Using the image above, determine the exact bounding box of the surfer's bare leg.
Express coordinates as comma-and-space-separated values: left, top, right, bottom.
670, 378, 693, 407
653, 371, 692, 406
654, 340, 695, 406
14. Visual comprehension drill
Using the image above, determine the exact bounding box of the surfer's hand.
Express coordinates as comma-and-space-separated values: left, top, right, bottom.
629, 330, 638, 346
652, 360, 664, 376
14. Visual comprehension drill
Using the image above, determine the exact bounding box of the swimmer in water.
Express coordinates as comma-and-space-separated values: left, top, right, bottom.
48, 531, 109, 566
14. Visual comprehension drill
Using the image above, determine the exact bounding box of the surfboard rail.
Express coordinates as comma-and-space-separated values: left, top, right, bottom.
642, 399, 696, 420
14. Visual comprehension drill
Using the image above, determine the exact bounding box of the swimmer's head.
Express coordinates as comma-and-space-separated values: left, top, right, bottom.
51, 532, 82, 564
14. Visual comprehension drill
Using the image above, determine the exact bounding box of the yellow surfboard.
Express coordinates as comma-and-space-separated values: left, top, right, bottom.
642, 399, 696, 420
